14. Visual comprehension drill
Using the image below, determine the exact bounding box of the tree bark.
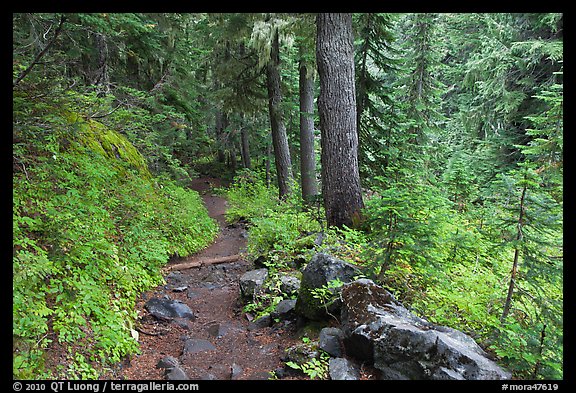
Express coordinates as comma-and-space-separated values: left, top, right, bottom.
316, 13, 364, 228
93, 32, 110, 94
265, 141, 272, 188
299, 59, 318, 202
266, 30, 294, 199
501, 181, 527, 323
215, 110, 228, 163
229, 142, 237, 173
240, 126, 251, 169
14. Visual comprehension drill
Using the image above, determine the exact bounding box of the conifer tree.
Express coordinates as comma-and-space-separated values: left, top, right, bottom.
316, 13, 364, 228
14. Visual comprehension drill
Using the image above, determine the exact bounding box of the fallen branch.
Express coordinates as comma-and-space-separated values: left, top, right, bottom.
165, 254, 241, 271
135, 327, 162, 337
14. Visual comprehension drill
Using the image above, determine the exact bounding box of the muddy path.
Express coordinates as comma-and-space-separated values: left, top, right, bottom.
112, 177, 299, 380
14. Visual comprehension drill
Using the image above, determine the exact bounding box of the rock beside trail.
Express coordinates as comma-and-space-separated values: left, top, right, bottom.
340, 278, 511, 380
145, 298, 195, 320
272, 299, 297, 320
295, 253, 361, 320
278, 273, 301, 296
328, 357, 361, 380
318, 327, 344, 357
156, 356, 189, 380
239, 268, 268, 298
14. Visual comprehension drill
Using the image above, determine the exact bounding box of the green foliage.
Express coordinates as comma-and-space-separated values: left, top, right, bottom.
225, 169, 371, 271
13, 11, 563, 381
241, 275, 285, 321
308, 278, 346, 321
13, 91, 217, 379
286, 351, 330, 380
224, 168, 279, 223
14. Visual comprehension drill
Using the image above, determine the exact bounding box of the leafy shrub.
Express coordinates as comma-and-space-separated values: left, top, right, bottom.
224, 168, 279, 223
13, 96, 217, 379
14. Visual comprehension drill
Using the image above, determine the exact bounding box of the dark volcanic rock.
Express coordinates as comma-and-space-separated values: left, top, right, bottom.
318, 327, 344, 357
295, 253, 361, 321
328, 357, 361, 380
156, 356, 179, 369
156, 355, 189, 380
239, 268, 268, 298
272, 299, 297, 320
278, 273, 301, 296
181, 338, 216, 356
247, 314, 273, 331
340, 279, 511, 380
165, 366, 189, 380
145, 298, 195, 320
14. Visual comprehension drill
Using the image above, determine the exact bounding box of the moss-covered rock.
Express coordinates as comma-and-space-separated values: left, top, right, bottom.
64, 111, 150, 178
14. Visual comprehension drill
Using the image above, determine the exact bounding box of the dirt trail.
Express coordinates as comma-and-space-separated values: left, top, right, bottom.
112, 177, 299, 380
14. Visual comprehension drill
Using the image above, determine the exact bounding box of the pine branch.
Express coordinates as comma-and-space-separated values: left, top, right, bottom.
13, 15, 66, 88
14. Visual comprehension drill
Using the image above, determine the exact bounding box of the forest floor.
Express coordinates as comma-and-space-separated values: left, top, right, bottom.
109, 177, 303, 380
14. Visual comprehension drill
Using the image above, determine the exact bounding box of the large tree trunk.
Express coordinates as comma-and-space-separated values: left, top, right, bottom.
266, 30, 293, 199
316, 13, 364, 228
299, 59, 318, 202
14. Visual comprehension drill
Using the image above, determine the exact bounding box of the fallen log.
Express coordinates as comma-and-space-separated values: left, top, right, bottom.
165, 254, 241, 271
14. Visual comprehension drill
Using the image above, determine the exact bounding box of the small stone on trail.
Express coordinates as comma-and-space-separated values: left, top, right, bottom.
145, 298, 195, 320
156, 356, 179, 369
165, 366, 189, 380
181, 338, 216, 355
230, 363, 243, 379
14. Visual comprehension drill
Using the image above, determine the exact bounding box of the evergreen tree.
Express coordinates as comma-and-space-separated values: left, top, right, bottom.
353, 13, 400, 180
316, 13, 364, 228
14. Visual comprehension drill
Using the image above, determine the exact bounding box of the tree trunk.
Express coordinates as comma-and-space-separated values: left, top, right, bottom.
215, 110, 227, 163
265, 141, 272, 188
240, 126, 251, 169
229, 138, 237, 173
299, 59, 318, 202
93, 32, 110, 95
316, 13, 364, 228
501, 181, 527, 323
266, 30, 293, 199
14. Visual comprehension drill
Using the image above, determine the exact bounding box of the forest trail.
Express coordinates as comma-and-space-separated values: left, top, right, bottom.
112, 177, 299, 380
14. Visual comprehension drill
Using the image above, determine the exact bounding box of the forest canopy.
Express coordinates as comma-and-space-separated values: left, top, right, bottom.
13, 12, 562, 380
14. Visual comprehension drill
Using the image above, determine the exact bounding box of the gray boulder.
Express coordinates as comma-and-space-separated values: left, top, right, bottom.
328, 357, 361, 380
145, 298, 195, 320
247, 314, 273, 330
318, 327, 344, 357
156, 356, 180, 369
156, 355, 189, 380
340, 279, 511, 380
278, 273, 301, 296
283, 342, 320, 365
295, 253, 362, 320
166, 366, 189, 380
239, 268, 269, 298
272, 299, 297, 320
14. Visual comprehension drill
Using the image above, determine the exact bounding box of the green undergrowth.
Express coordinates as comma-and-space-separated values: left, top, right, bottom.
224, 169, 370, 322
13, 92, 218, 379
224, 169, 369, 269
224, 169, 562, 379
